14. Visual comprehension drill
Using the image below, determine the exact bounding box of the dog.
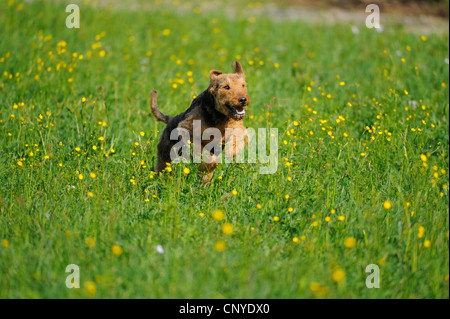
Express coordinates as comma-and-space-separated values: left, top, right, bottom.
150, 61, 250, 183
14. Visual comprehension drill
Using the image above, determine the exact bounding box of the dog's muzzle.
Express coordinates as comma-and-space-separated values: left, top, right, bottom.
226, 103, 246, 117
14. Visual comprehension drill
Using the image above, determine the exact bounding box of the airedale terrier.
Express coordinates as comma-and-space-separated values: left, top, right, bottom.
150, 61, 250, 183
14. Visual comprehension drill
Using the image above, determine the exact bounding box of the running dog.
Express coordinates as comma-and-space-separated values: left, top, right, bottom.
150, 61, 250, 183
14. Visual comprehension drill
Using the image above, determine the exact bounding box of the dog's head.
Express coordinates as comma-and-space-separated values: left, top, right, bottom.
208, 61, 250, 121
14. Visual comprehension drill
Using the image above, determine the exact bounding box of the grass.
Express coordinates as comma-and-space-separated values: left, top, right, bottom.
0, 0, 449, 299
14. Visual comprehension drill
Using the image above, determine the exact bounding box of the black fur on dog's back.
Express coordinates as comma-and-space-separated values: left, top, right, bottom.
160, 89, 227, 135
154, 89, 226, 171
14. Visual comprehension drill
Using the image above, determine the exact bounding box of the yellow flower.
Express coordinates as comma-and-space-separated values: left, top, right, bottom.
111, 244, 123, 256
312, 221, 319, 227
162, 28, 171, 36
78, 174, 84, 180
423, 240, 431, 248
92, 145, 97, 150
344, 237, 356, 248
90, 172, 96, 178
81, 97, 86, 103
183, 167, 190, 174
231, 189, 238, 196
273, 216, 280, 222
88, 192, 94, 198
214, 240, 226, 252
94, 275, 104, 283
332, 269, 346, 283
85, 237, 95, 247
199, 213, 205, 218
418, 226, 425, 238
17, 161, 23, 167
288, 207, 293, 212
383, 200, 392, 210
85, 281, 97, 297
140, 131, 145, 137
309, 282, 321, 292
338, 215, 345, 221
212, 209, 225, 221
325, 216, 331, 222
256, 204, 262, 209
331, 209, 336, 214
420, 154, 427, 162
98, 136, 104, 141
309, 282, 327, 296
292, 237, 299, 243
1, 239, 9, 248
75, 147, 81, 152
222, 223, 233, 235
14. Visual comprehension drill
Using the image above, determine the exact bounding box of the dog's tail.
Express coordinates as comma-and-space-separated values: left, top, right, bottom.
150, 90, 171, 124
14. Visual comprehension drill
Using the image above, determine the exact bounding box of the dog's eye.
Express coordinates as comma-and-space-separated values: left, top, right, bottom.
224, 85, 230, 90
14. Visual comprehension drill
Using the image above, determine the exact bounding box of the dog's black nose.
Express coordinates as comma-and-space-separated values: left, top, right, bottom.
238, 97, 247, 105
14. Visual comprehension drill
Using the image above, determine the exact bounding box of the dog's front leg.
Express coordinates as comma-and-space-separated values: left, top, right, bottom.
224, 128, 248, 160
198, 153, 218, 184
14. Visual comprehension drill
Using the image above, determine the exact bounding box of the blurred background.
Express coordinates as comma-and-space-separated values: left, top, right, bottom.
275, 0, 448, 17
87, 0, 449, 34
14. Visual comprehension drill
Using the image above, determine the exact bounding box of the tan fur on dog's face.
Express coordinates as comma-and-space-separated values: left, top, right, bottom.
208, 61, 250, 121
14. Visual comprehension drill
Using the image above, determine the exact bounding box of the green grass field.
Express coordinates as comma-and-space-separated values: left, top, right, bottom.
0, 0, 449, 298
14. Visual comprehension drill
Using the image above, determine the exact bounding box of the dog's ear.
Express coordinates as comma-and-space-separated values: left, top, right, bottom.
232, 61, 244, 76
209, 70, 222, 82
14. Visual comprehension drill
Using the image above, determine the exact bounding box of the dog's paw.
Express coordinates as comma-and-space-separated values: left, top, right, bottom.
201, 172, 214, 185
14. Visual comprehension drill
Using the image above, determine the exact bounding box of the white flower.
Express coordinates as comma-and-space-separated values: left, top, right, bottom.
156, 245, 164, 254
351, 26, 359, 34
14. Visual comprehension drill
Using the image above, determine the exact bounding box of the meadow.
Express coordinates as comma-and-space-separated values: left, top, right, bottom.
0, 0, 449, 298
